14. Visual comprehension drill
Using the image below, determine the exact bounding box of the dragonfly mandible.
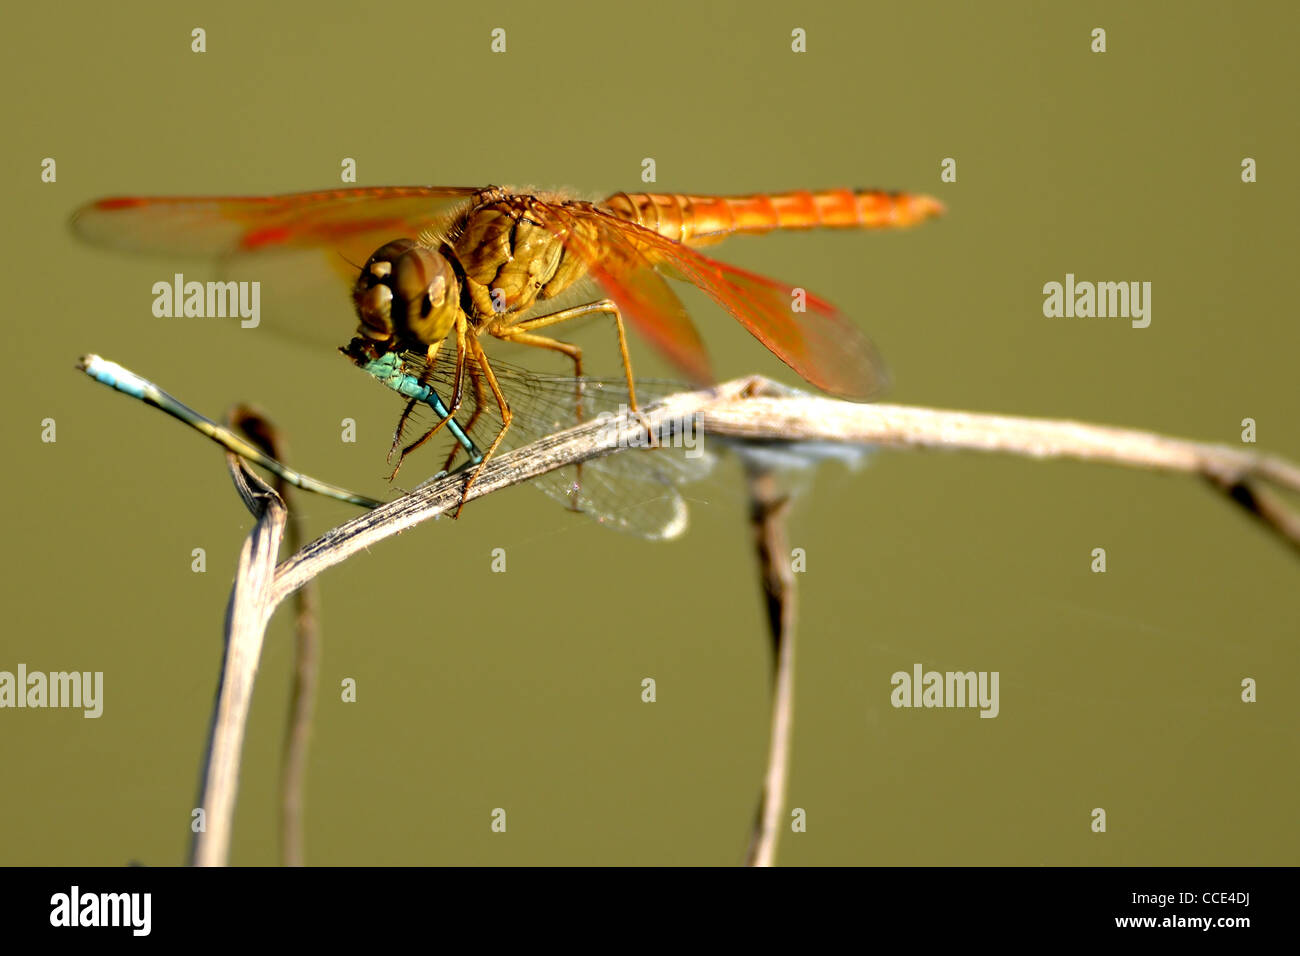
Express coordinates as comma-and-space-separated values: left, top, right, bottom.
73, 184, 944, 517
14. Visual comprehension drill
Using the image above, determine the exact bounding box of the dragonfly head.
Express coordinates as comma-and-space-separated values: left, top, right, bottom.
352, 239, 460, 350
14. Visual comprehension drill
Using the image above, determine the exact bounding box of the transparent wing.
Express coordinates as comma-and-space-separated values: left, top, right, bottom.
369, 347, 714, 540
71, 186, 482, 258
71, 186, 483, 352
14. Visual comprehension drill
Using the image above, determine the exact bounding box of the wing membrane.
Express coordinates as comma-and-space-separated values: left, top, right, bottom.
584, 206, 888, 399
532, 204, 714, 385
381, 347, 713, 539
72, 186, 482, 350
72, 186, 480, 258
73, 184, 888, 399
521, 200, 887, 400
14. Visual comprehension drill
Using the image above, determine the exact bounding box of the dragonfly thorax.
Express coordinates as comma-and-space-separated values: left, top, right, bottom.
352, 238, 461, 351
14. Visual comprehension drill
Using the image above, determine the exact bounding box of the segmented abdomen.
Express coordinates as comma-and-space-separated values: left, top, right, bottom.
599, 188, 945, 247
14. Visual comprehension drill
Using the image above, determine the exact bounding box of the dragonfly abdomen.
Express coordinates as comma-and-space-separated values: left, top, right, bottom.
600, 188, 944, 247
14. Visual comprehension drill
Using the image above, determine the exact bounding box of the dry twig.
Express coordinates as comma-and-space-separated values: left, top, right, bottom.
743, 469, 799, 867
186, 375, 1300, 864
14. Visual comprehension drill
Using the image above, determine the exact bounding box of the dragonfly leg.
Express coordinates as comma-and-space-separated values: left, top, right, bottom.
492, 327, 591, 512
496, 302, 629, 512
386, 340, 451, 463
388, 398, 422, 459
388, 340, 445, 466
495, 299, 655, 464
453, 335, 512, 517
499, 298, 639, 412
388, 325, 466, 480
494, 327, 586, 428
441, 356, 488, 473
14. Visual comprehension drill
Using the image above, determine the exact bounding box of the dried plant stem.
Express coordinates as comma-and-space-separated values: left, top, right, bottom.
219, 407, 321, 866
190, 457, 287, 867
187, 375, 1300, 865
279, 541, 318, 868
743, 470, 798, 867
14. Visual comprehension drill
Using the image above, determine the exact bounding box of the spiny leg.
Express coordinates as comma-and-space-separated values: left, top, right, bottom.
490, 327, 589, 512
387, 335, 454, 456
389, 397, 422, 454
503, 298, 639, 411
453, 334, 512, 517
387, 339, 444, 466
441, 354, 488, 473
387, 318, 469, 480
495, 299, 651, 508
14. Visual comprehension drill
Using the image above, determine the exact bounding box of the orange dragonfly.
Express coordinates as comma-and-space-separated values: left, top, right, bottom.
73, 184, 944, 504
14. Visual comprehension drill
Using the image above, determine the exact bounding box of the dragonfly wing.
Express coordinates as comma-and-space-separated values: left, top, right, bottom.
72, 186, 483, 352
385, 348, 712, 539
495, 370, 714, 540
525, 447, 697, 541
562, 205, 889, 400
512, 202, 714, 386
71, 186, 481, 258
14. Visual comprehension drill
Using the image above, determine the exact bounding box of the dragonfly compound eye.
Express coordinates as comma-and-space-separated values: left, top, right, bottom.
388, 244, 460, 347
353, 239, 460, 348
355, 283, 394, 340
353, 239, 414, 342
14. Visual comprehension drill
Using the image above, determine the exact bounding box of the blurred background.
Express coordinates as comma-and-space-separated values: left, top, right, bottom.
2, 0, 1296, 865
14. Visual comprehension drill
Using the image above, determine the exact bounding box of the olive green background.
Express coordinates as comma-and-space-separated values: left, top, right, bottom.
3, 0, 1296, 866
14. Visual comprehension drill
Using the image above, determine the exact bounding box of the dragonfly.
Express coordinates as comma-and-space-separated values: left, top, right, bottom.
73, 184, 944, 531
